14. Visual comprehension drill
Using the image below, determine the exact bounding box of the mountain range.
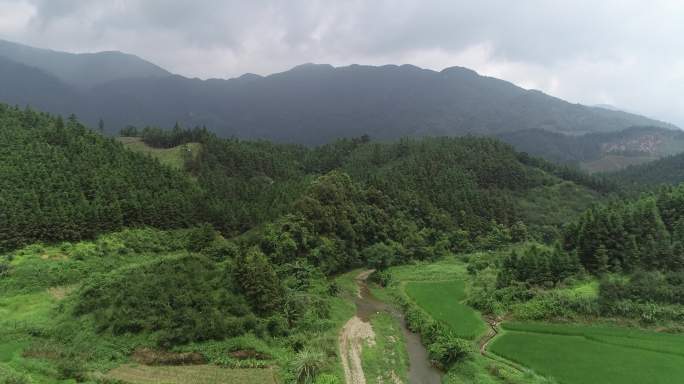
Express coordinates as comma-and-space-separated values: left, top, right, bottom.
0, 39, 676, 149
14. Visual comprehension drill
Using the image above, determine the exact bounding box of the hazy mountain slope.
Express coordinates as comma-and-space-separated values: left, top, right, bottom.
0, 40, 674, 144
0, 39, 170, 89
0, 56, 80, 115
85, 63, 672, 144
497, 126, 684, 172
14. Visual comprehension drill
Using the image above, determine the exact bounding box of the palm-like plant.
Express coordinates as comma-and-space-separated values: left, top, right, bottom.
291, 347, 326, 384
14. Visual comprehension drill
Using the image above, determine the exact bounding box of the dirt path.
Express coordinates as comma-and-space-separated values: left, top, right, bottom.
339, 270, 378, 384
339, 315, 376, 384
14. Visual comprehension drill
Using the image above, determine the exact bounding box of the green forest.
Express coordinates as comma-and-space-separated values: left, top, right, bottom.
2, 104, 684, 384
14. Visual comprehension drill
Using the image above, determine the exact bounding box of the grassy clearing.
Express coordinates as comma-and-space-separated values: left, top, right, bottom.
118, 137, 201, 170
491, 322, 684, 384
361, 313, 409, 384
106, 365, 276, 384
405, 281, 486, 340
387, 256, 469, 282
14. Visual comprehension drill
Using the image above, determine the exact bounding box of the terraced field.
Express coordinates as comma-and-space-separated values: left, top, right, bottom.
490, 322, 684, 384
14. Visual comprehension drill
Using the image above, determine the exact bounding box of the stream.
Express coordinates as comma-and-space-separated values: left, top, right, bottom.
354, 272, 442, 384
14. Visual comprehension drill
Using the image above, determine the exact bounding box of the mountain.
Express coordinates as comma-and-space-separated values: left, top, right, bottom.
0, 41, 674, 145
0, 39, 170, 89
85, 63, 673, 144
497, 125, 684, 173
0, 55, 79, 115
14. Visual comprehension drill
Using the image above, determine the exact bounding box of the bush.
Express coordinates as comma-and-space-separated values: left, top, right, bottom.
369, 270, 392, 287
290, 348, 327, 384
74, 253, 229, 346
56, 358, 86, 382
428, 332, 472, 368
0, 370, 31, 384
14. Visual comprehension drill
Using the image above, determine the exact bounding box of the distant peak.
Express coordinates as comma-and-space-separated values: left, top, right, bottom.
290, 63, 334, 72
236, 73, 263, 81
440, 66, 479, 76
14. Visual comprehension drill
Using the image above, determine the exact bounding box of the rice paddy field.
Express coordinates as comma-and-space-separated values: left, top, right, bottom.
490, 322, 684, 384
405, 280, 486, 340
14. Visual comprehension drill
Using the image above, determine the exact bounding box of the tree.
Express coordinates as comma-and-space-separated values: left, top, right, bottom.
362, 242, 396, 271
595, 245, 609, 274
233, 247, 283, 315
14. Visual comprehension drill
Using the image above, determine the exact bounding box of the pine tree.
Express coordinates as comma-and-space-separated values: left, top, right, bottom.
233, 247, 283, 315
595, 244, 609, 274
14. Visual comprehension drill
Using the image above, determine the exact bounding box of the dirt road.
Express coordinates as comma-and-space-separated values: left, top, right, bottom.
339, 315, 376, 384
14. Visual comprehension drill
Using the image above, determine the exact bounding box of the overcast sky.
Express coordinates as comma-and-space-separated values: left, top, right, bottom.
1, 0, 683, 125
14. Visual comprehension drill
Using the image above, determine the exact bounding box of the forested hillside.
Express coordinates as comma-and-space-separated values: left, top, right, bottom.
497, 125, 684, 172
610, 152, 684, 188
0, 106, 202, 251
0, 107, 658, 384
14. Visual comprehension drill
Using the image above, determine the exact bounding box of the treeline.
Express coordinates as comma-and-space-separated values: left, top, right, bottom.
564, 185, 684, 273
120, 124, 213, 148
0, 106, 203, 251
1, 106, 612, 256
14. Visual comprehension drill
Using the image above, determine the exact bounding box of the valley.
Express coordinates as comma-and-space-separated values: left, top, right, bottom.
1, 19, 684, 383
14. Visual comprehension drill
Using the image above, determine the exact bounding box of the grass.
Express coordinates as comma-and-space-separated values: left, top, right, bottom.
405, 280, 486, 340
106, 365, 276, 384
491, 322, 684, 384
0, 229, 328, 384
118, 137, 201, 170
361, 313, 409, 384
371, 256, 551, 384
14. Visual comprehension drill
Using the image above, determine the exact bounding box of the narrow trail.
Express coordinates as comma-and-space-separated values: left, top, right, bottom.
338, 270, 441, 384
479, 317, 501, 354
478, 317, 526, 373
339, 315, 376, 384
339, 270, 377, 384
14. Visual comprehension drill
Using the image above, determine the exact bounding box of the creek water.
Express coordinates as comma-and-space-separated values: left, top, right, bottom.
354, 274, 442, 384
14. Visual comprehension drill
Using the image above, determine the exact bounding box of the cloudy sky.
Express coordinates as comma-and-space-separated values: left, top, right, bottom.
1, 0, 683, 125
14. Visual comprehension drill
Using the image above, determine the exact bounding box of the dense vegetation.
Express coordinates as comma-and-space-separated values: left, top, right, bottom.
4, 104, 684, 384
610, 151, 684, 188
0, 106, 202, 251
498, 126, 684, 167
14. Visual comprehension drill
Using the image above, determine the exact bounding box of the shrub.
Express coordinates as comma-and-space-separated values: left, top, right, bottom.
74, 253, 228, 346
290, 348, 327, 384
427, 332, 472, 368
369, 270, 392, 287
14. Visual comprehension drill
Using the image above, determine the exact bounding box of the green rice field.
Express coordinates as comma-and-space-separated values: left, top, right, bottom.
490, 322, 684, 384
405, 280, 486, 339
